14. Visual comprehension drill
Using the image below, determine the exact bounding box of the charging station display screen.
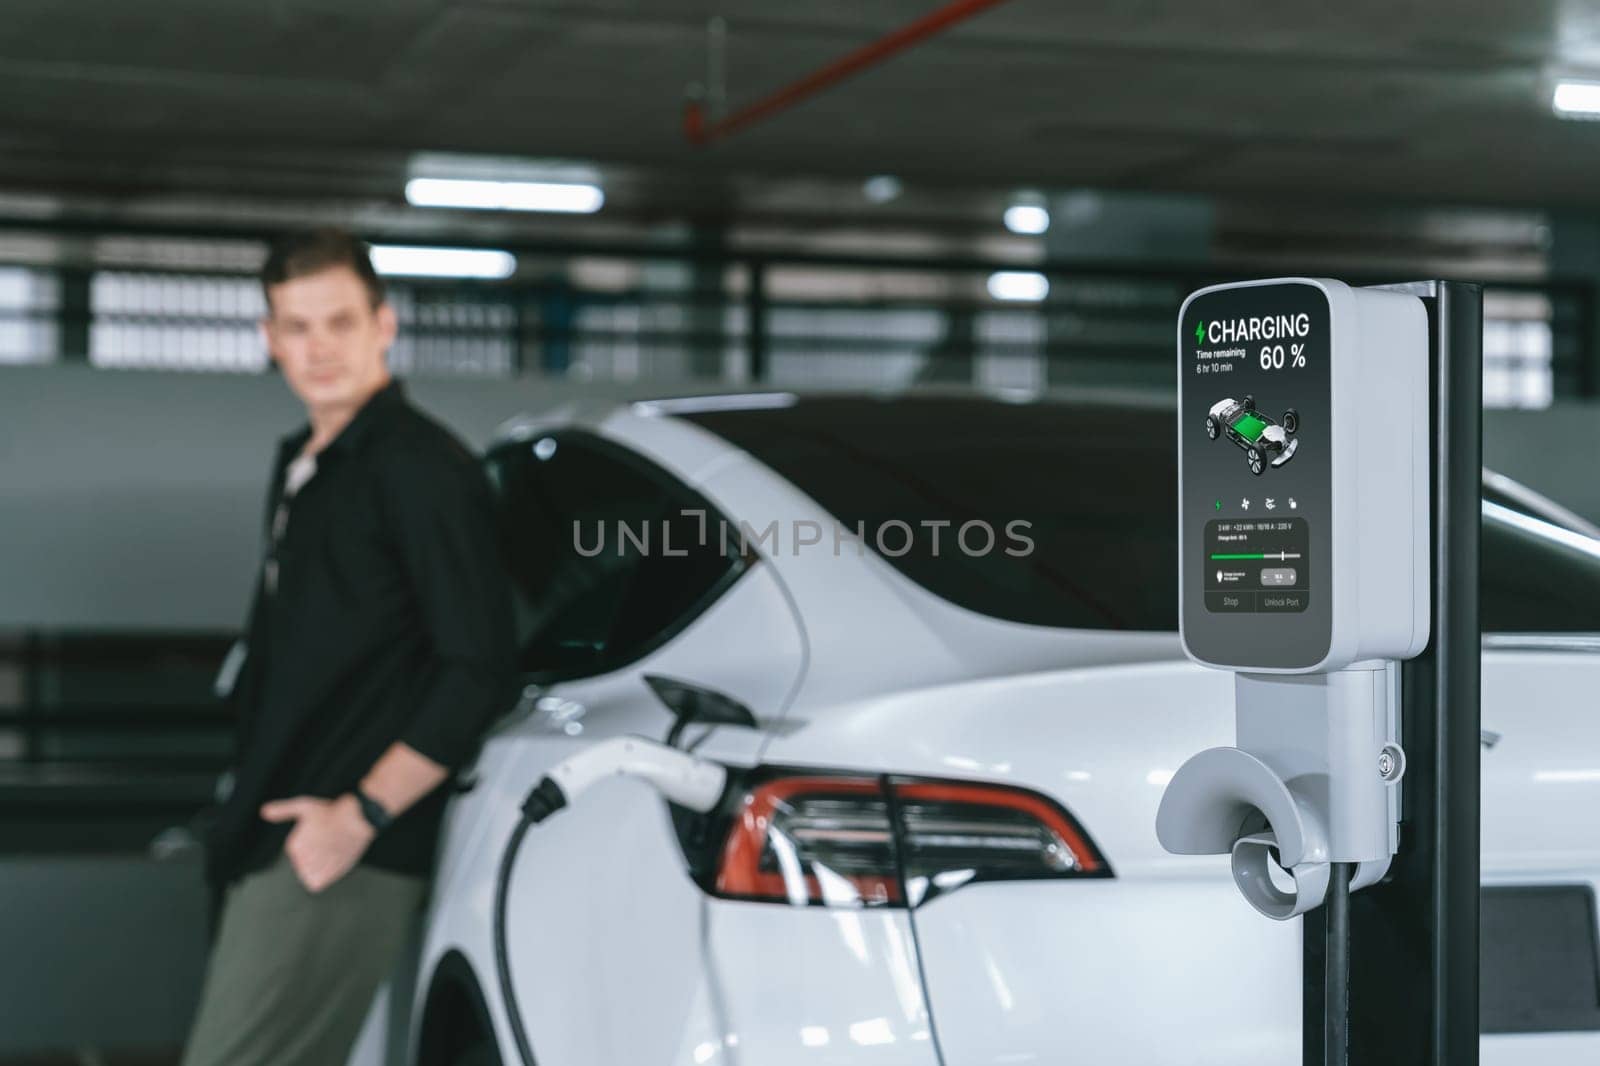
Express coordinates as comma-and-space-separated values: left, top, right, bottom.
1204, 517, 1309, 611
1179, 281, 1333, 669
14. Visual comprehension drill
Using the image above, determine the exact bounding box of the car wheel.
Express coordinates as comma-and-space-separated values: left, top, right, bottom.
1205, 415, 1219, 439
1282, 408, 1299, 434
1242, 394, 1256, 411
1247, 448, 1264, 476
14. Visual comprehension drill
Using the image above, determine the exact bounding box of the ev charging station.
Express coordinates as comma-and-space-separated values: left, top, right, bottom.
1158, 278, 1484, 1065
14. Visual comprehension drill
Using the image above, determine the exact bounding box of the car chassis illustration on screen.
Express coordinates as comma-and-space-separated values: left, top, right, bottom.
1205, 395, 1300, 475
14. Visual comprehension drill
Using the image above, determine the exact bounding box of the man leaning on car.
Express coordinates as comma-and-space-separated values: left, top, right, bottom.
182, 228, 517, 1066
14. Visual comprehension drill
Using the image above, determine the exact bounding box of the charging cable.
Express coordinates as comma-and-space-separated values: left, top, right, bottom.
492, 737, 729, 1065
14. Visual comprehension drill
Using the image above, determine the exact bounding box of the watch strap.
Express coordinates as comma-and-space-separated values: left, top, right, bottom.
352, 786, 393, 833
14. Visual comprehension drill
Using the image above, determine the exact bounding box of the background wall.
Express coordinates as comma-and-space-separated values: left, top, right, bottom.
0, 366, 694, 631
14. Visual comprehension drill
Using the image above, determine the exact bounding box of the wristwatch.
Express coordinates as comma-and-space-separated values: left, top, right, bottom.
352, 786, 394, 833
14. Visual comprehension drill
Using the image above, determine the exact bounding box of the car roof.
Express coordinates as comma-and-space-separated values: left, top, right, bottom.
640, 385, 1176, 419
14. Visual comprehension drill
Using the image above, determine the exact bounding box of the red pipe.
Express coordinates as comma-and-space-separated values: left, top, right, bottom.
684, 0, 1014, 145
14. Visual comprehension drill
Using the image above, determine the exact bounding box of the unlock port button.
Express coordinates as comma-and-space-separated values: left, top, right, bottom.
1260, 591, 1309, 612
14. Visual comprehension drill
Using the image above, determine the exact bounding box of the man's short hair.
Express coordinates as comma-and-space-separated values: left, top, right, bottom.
261, 228, 386, 311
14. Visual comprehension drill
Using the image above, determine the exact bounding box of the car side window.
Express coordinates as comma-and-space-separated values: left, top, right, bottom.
1481, 508, 1600, 632
485, 430, 747, 681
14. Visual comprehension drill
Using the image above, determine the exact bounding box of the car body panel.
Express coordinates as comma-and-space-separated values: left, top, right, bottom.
435, 758, 705, 1065
695, 903, 939, 1066
912, 880, 1300, 1066
1480, 649, 1600, 875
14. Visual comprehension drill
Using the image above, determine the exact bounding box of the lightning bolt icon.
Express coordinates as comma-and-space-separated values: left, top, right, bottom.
1194, 321, 1205, 344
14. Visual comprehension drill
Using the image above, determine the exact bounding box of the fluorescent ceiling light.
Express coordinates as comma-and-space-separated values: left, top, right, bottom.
862, 175, 903, 203
405, 177, 605, 213
1552, 79, 1600, 118
369, 245, 517, 279
407, 152, 600, 184
1004, 204, 1050, 235
987, 271, 1050, 302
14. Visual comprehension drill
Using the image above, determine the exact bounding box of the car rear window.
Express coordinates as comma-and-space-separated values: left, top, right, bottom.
680, 395, 1179, 630
682, 394, 1600, 636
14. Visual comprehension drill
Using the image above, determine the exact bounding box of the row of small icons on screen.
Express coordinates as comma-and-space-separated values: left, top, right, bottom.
1213, 497, 1297, 512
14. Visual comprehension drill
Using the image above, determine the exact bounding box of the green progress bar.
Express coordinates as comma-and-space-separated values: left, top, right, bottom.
1211, 552, 1265, 559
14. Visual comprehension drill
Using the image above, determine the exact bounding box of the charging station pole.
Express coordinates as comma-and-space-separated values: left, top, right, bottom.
1304, 280, 1483, 1065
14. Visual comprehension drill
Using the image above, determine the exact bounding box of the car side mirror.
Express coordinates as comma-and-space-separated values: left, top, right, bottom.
642, 674, 759, 749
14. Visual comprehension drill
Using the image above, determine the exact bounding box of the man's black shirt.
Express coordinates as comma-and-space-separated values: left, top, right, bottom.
206, 380, 517, 886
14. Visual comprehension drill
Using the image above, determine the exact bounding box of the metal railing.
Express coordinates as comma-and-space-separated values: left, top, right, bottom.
0, 632, 233, 854
0, 216, 1592, 403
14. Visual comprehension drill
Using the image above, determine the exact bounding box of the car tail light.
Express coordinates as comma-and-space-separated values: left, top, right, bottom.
701, 772, 1110, 908
892, 780, 1107, 904
715, 776, 902, 906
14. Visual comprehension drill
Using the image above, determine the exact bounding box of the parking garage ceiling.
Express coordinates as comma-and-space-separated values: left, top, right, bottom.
2, 0, 1599, 211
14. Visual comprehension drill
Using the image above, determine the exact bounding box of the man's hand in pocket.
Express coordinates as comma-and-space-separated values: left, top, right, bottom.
260, 795, 375, 893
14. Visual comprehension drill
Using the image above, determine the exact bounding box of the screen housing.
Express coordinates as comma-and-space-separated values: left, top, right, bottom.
1177, 277, 1430, 673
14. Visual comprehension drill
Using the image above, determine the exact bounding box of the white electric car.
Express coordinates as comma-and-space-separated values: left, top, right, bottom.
406, 392, 1600, 1066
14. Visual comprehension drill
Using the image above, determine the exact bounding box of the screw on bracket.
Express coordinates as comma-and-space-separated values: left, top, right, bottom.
1378, 743, 1406, 782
